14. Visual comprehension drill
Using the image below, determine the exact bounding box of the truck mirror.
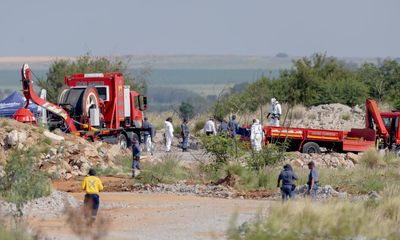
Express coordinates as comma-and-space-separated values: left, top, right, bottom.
139, 95, 147, 111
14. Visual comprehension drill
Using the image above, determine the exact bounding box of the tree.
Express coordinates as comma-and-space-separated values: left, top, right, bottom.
37, 54, 148, 103
179, 101, 195, 119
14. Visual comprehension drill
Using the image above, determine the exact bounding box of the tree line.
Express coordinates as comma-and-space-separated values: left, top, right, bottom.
213, 53, 400, 118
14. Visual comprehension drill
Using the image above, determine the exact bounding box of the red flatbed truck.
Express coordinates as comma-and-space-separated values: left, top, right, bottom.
263, 99, 400, 154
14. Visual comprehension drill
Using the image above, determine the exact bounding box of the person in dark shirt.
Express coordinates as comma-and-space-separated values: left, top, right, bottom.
218, 119, 229, 135
131, 138, 141, 178
307, 161, 319, 200
228, 115, 239, 138
277, 164, 298, 201
181, 118, 190, 152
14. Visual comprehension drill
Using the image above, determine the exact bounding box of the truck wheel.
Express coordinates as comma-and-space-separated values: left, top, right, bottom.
118, 134, 128, 149
302, 142, 321, 154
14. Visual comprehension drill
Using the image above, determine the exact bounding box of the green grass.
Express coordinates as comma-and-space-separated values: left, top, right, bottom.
0, 225, 33, 240
0, 148, 51, 214
137, 154, 191, 184
228, 195, 400, 240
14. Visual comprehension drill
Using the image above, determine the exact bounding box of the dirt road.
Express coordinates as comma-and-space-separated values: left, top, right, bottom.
28, 192, 271, 240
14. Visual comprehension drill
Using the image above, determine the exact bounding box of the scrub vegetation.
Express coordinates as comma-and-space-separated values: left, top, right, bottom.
227, 194, 400, 240
214, 53, 400, 118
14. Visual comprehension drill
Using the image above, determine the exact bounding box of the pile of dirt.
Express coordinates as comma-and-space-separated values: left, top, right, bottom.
0, 191, 79, 218
287, 103, 364, 131
0, 119, 128, 179
287, 152, 360, 169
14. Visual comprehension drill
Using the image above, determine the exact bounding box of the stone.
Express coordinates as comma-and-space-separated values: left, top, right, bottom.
0, 165, 4, 178
48, 148, 58, 157
43, 130, 65, 142
62, 161, 72, 173
347, 152, 361, 164
290, 159, 304, 168
5, 130, 27, 146
83, 146, 98, 158
368, 191, 382, 200
65, 173, 73, 180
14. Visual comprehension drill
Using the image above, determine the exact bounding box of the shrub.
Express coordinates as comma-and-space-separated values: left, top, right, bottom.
341, 112, 351, 120
1, 121, 9, 127
228, 198, 400, 240
43, 137, 52, 145
200, 135, 246, 167
137, 154, 190, 184
247, 144, 284, 171
0, 148, 51, 213
0, 224, 33, 240
361, 150, 385, 169
194, 120, 205, 133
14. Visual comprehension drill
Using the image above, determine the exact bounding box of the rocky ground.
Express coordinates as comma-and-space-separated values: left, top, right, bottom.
0, 119, 128, 179
0, 101, 379, 239
287, 103, 365, 131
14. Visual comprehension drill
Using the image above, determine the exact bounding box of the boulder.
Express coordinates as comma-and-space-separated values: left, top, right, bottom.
290, 159, 304, 168
347, 152, 361, 164
48, 148, 58, 157
43, 130, 65, 142
83, 146, 98, 158
368, 191, 382, 200
106, 145, 122, 162
0, 165, 4, 178
5, 130, 27, 146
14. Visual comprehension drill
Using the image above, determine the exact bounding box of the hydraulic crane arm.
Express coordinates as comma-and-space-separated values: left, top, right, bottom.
365, 98, 388, 140
21, 64, 77, 133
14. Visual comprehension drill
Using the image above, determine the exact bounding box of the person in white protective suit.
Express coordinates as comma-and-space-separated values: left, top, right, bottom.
267, 98, 282, 126
164, 117, 174, 152
250, 119, 264, 152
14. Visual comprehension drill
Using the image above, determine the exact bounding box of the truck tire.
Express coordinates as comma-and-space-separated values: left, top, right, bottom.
302, 142, 321, 154
118, 134, 128, 149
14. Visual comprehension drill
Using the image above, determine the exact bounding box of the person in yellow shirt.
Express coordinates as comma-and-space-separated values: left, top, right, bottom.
81, 169, 104, 223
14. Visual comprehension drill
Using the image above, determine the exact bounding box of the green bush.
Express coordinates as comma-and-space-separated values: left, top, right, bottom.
247, 145, 284, 171
137, 154, 190, 184
0, 148, 51, 209
200, 134, 246, 166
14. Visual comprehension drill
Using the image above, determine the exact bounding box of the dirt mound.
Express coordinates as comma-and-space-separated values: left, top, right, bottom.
287, 152, 358, 169
287, 103, 364, 131
0, 118, 128, 179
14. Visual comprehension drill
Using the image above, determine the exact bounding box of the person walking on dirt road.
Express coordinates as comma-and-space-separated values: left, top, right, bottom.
82, 169, 104, 224
132, 138, 141, 177
181, 118, 190, 152
165, 117, 174, 152
277, 164, 298, 201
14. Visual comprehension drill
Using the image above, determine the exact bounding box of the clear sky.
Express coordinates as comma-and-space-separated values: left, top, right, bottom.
0, 0, 399, 57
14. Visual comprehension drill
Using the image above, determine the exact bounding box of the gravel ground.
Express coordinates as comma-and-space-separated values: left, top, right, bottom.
28, 192, 272, 240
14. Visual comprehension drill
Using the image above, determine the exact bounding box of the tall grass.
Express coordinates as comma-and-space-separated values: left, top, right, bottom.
228, 197, 400, 240
137, 154, 191, 184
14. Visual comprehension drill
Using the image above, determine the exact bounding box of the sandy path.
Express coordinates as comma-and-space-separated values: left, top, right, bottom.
28, 192, 271, 240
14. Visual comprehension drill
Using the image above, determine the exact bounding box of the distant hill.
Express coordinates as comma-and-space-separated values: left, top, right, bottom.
0, 55, 381, 70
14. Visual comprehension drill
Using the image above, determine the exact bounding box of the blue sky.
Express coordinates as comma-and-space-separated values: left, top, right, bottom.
0, 0, 399, 57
